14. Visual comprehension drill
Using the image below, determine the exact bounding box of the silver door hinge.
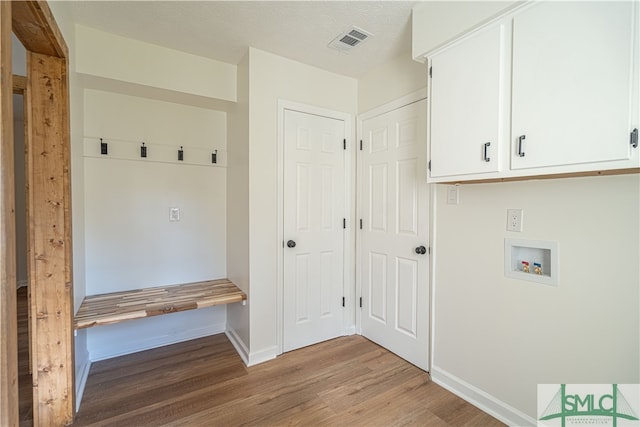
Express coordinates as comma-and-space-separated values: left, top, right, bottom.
359, 219, 363, 230
428, 160, 431, 171
359, 297, 362, 308
343, 218, 346, 229
342, 297, 345, 307
343, 138, 346, 150
631, 128, 638, 148
360, 140, 363, 151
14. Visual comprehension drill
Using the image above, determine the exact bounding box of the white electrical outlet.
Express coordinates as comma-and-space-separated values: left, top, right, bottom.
507, 209, 523, 232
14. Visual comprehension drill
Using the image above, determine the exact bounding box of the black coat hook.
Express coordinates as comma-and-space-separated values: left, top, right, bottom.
178, 146, 184, 161
212, 149, 217, 164
100, 138, 108, 155
140, 142, 147, 158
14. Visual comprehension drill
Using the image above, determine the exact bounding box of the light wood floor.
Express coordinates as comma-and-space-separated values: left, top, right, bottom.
73, 333, 504, 426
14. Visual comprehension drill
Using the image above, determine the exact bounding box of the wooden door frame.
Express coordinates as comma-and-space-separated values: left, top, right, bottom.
1, 1, 73, 426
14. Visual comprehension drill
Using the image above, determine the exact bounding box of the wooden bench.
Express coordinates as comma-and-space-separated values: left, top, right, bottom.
74, 278, 247, 329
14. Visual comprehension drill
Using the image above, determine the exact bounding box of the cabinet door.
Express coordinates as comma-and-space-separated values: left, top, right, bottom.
511, 1, 636, 170
429, 24, 507, 178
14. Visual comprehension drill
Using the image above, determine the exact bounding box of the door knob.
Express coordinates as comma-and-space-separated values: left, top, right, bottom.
287, 240, 296, 248
415, 245, 427, 255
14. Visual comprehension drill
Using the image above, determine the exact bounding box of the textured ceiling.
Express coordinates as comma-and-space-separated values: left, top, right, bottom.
65, 1, 419, 78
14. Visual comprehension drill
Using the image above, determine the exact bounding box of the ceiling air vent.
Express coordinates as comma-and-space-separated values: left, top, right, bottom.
328, 26, 373, 52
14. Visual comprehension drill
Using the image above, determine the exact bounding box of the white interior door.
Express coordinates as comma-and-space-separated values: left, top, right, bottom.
360, 100, 429, 370
283, 109, 346, 352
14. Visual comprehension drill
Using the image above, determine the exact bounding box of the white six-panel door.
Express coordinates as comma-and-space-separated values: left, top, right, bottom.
283, 109, 347, 352
360, 100, 429, 370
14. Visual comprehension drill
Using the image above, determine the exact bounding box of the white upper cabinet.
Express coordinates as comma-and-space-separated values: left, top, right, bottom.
425, 1, 639, 183
429, 24, 508, 178
511, 1, 636, 170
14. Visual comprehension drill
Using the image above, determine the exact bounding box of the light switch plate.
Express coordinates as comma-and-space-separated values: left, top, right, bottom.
447, 186, 459, 205
169, 207, 180, 222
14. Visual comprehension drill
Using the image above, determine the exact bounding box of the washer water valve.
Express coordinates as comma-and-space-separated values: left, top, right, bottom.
533, 262, 542, 275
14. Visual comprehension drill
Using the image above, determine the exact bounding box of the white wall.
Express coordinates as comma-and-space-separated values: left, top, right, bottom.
431, 174, 640, 422
11, 33, 26, 76
86, 307, 227, 361
83, 90, 227, 293
75, 25, 237, 103
357, 51, 426, 113
412, 1, 517, 59
82, 90, 228, 361
226, 52, 250, 358
247, 48, 357, 362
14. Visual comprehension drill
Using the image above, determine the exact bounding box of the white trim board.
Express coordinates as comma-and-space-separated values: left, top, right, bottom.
428, 184, 438, 373
75, 348, 91, 413
430, 365, 537, 427
358, 87, 427, 121
248, 345, 278, 367
225, 327, 249, 366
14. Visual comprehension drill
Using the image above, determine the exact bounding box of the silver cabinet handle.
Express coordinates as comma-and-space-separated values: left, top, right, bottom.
517, 135, 526, 157
483, 142, 491, 162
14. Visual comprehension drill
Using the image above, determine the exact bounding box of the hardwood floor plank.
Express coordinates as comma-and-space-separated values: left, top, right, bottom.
322, 377, 450, 427
136, 357, 367, 426
318, 356, 419, 413
419, 380, 505, 427
87, 333, 233, 376
73, 334, 505, 426
78, 356, 247, 420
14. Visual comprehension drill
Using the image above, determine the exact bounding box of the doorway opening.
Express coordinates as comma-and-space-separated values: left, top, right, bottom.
13, 88, 32, 425
12, 31, 31, 424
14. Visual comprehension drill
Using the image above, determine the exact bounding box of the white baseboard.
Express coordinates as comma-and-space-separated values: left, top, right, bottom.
225, 327, 276, 367
89, 321, 226, 361
430, 365, 536, 427
75, 349, 91, 413
248, 345, 277, 366
225, 327, 249, 366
